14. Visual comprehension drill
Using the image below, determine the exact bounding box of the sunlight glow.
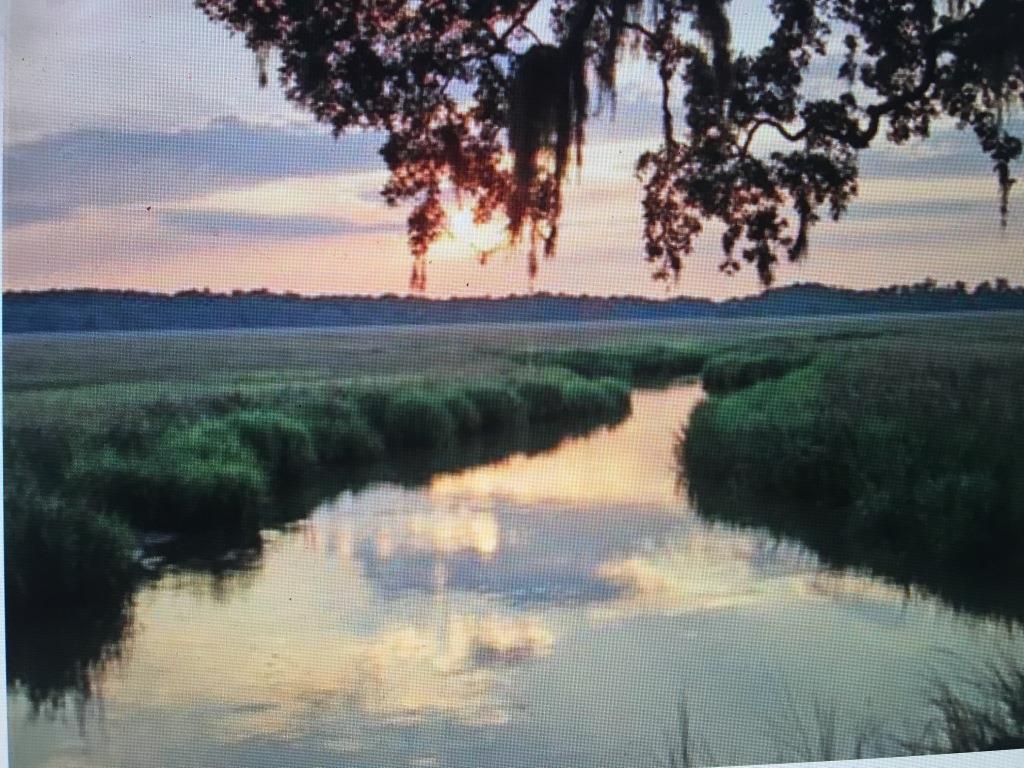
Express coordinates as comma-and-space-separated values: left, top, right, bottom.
434, 207, 511, 261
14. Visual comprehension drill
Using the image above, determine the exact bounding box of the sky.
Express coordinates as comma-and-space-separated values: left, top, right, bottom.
3, 0, 1022, 300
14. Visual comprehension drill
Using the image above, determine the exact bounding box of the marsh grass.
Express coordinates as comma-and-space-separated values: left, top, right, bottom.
699, 347, 814, 394
4, 364, 635, 621
683, 339, 1024, 614
908, 652, 1024, 754
658, 692, 874, 768
519, 343, 711, 385
3, 468, 137, 619
7, 314, 1024, 710
10, 315, 1024, 622
3, 445, 139, 711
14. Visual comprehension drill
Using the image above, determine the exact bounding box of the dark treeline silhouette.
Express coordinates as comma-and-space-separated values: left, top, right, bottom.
5, 280, 1024, 334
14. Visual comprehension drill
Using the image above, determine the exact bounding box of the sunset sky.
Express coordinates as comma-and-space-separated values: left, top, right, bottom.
4, 1, 1022, 300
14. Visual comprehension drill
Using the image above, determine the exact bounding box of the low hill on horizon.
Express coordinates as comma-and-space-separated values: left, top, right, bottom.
4, 282, 1024, 335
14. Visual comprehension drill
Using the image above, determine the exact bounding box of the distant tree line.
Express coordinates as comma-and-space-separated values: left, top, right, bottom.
5, 278, 1023, 302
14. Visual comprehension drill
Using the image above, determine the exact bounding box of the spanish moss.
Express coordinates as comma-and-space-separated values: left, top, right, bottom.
693, 0, 732, 96
507, 44, 588, 237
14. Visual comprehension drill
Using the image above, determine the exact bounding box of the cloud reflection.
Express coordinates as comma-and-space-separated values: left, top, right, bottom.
590, 531, 914, 623
105, 538, 553, 744
14, 384, 964, 767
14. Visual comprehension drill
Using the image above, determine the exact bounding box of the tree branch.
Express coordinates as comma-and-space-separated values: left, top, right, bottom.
565, 0, 601, 53
740, 118, 808, 157
853, 3, 981, 147
660, 64, 676, 147
496, 0, 544, 45
737, 5, 984, 155
602, 9, 657, 43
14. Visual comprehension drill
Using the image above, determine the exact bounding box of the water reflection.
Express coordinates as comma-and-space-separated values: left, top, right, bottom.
427, 385, 705, 509
686, 481, 1024, 622
8, 385, 1023, 768
6, 605, 134, 714
4, 406, 625, 720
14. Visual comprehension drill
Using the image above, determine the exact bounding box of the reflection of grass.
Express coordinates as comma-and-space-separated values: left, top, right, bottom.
683, 338, 1024, 614
912, 654, 1024, 754
6, 599, 133, 713
660, 656, 1024, 766
4, 367, 633, 620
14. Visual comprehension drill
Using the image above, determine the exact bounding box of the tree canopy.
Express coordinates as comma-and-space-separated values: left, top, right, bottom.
196, 0, 1023, 287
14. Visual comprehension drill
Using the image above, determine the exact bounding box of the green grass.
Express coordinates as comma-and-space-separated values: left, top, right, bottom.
683, 335, 1024, 613
3, 353, 640, 619
6, 312, 1024, 623
3, 461, 137, 620
16, 369, 635, 529
699, 347, 814, 394
72, 422, 268, 533
517, 342, 711, 384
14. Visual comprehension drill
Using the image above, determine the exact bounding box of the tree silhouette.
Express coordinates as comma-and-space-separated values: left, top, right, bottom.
196, 0, 1022, 287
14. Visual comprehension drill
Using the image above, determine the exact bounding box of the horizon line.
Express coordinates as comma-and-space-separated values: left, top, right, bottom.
4, 277, 1020, 304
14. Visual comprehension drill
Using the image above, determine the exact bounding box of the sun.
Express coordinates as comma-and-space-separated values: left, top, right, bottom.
445, 208, 509, 255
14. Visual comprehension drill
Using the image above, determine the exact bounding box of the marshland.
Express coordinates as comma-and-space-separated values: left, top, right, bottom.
5, 312, 1024, 766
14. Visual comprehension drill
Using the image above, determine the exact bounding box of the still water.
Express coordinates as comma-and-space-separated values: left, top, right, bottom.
9, 385, 1020, 767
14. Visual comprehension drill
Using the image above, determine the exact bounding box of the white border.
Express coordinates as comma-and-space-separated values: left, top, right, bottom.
742, 751, 1024, 767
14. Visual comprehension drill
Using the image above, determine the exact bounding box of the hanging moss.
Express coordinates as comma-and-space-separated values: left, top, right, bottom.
507, 44, 587, 236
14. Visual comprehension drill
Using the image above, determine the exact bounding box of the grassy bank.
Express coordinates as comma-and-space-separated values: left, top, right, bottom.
517, 341, 711, 384
6, 312, 1023, 624
4, 365, 636, 620
683, 336, 1024, 614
